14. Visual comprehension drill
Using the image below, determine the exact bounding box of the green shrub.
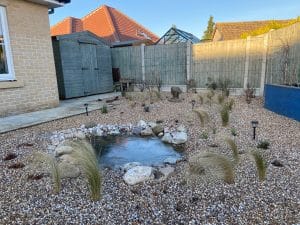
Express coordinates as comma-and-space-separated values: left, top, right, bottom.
200, 132, 209, 139
70, 140, 102, 201
257, 140, 270, 149
225, 98, 234, 111
230, 128, 237, 136
101, 105, 108, 114
251, 151, 267, 181
220, 105, 229, 126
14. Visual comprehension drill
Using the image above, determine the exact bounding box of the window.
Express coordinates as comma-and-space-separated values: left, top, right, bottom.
0, 6, 14, 81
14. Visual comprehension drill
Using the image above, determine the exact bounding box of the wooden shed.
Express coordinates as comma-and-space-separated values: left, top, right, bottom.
52, 31, 114, 99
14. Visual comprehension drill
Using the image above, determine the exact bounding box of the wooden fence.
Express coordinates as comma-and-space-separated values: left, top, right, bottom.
111, 23, 300, 95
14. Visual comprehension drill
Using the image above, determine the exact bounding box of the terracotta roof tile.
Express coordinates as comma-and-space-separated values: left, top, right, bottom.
50, 5, 159, 44
213, 19, 293, 41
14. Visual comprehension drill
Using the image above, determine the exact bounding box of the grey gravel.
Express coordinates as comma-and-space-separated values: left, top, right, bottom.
0, 93, 299, 225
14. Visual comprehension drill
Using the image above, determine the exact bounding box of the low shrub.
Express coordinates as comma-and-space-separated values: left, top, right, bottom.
220, 105, 229, 126
257, 140, 270, 149
101, 105, 108, 114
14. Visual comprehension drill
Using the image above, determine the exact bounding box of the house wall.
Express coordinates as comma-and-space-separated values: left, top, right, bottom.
0, 0, 59, 117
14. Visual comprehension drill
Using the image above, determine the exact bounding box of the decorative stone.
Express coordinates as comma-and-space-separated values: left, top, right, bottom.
54, 145, 73, 157
177, 125, 187, 133
158, 132, 164, 137
161, 133, 173, 144
60, 154, 77, 165
164, 156, 179, 164
271, 159, 284, 167
75, 131, 86, 139
159, 166, 175, 178
123, 166, 153, 185
172, 132, 188, 145
152, 124, 164, 135
141, 127, 154, 136
132, 127, 142, 135
122, 162, 142, 172
137, 120, 147, 129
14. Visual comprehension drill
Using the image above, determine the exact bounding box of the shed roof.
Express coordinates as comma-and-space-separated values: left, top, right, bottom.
157, 27, 200, 44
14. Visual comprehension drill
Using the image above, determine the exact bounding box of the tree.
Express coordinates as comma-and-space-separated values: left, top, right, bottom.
202, 16, 215, 41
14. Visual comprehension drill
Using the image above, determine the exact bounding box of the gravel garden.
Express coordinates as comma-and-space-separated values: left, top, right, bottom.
0, 89, 299, 225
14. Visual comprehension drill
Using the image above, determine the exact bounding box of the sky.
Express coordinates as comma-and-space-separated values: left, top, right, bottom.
50, 0, 300, 39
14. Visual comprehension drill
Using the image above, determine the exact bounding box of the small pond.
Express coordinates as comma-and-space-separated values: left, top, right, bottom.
91, 135, 182, 168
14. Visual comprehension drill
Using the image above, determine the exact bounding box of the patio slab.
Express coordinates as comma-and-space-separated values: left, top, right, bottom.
0, 92, 121, 134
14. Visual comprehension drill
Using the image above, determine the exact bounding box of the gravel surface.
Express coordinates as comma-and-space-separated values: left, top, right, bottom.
0, 93, 299, 225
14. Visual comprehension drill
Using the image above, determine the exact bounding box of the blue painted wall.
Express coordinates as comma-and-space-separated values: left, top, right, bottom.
264, 84, 300, 122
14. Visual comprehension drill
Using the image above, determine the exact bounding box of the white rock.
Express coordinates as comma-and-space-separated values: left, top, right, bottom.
172, 131, 188, 144
137, 120, 147, 129
60, 154, 77, 165
161, 133, 173, 144
109, 129, 120, 135
159, 166, 175, 178
158, 132, 164, 137
141, 127, 153, 136
122, 162, 142, 172
123, 166, 153, 185
54, 145, 73, 157
148, 122, 157, 128
177, 125, 187, 133
51, 138, 60, 146
75, 131, 86, 139
164, 156, 179, 164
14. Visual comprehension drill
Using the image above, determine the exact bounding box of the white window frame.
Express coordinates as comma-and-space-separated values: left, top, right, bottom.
0, 6, 15, 81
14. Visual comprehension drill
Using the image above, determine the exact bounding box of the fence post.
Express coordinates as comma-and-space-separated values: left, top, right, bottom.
141, 43, 145, 82
260, 33, 269, 96
243, 36, 251, 89
186, 41, 192, 83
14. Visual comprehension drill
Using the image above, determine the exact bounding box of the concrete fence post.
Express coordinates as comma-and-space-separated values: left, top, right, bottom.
243, 36, 251, 89
186, 41, 192, 83
141, 43, 145, 82
260, 33, 269, 96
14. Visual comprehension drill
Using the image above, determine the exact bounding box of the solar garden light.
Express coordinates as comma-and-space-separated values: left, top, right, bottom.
191, 100, 196, 110
251, 120, 258, 140
84, 103, 89, 116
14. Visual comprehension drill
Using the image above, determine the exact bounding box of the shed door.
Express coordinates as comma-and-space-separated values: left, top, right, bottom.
80, 43, 99, 95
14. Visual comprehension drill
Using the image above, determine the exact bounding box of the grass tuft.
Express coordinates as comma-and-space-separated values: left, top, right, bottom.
70, 140, 102, 201
193, 109, 209, 127
220, 105, 230, 126
225, 138, 239, 163
33, 152, 61, 194
101, 105, 108, 114
187, 152, 235, 184
251, 151, 267, 181
217, 94, 225, 104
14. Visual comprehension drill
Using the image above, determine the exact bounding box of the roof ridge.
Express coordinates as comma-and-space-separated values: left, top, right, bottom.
103, 5, 120, 42
81, 5, 105, 21
51, 16, 78, 29
110, 6, 159, 40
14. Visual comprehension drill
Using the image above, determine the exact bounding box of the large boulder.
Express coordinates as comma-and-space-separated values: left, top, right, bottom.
152, 124, 164, 135
171, 87, 182, 99
141, 127, 154, 136
161, 133, 173, 144
172, 132, 188, 145
121, 162, 142, 172
123, 166, 153, 185
54, 145, 73, 157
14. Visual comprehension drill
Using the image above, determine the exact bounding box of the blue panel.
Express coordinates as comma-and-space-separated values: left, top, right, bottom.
264, 84, 300, 121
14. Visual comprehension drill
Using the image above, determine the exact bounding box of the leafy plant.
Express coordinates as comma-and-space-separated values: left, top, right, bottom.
230, 128, 237, 136
225, 138, 239, 163
33, 152, 61, 194
70, 140, 102, 201
200, 132, 209, 139
193, 109, 209, 127
101, 105, 108, 114
251, 151, 267, 181
220, 105, 229, 126
257, 140, 270, 149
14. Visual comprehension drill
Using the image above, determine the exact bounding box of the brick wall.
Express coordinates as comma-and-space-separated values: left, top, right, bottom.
0, 0, 59, 117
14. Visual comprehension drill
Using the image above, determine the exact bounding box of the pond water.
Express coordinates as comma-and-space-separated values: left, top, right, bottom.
91, 135, 182, 168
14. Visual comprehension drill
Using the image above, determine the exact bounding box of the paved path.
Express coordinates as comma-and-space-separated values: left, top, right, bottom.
0, 92, 121, 134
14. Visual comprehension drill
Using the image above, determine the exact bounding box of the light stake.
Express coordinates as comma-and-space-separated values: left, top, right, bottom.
191, 100, 196, 110
251, 120, 258, 140
84, 103, 89, 116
